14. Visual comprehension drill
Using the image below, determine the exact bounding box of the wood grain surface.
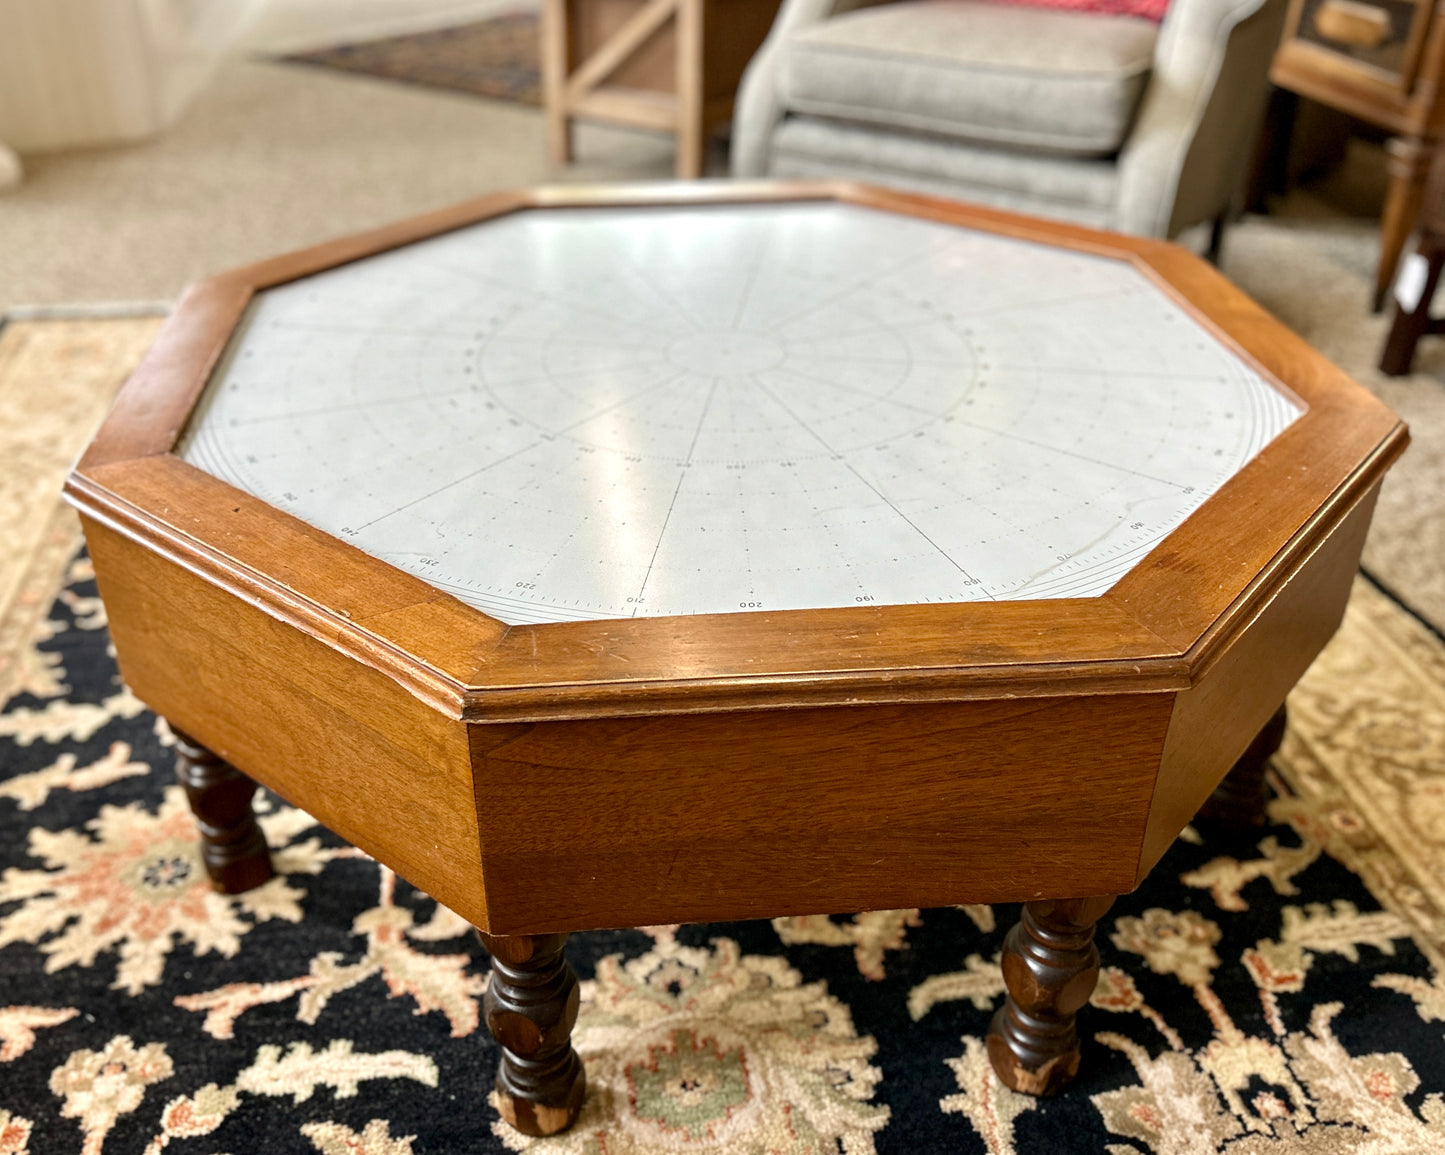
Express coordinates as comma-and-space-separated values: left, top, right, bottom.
63, 181, 1410, 934
468, 693, 1173, 933
80, 515, 489, 928
1136, 483, 1383, 880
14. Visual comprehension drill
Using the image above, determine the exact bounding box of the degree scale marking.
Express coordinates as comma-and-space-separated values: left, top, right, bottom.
633, 376, 722, 613
752, 374, 994, 598
351, 370, 692, 534
180, 202, 1301, 625
420, 257, 696, 343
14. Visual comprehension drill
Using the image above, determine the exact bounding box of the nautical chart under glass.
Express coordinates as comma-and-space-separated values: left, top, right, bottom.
180, 201, 1302, 625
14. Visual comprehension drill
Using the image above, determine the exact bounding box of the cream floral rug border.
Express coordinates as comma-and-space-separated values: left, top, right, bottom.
1278, 577, 1445, 973
1, 312, 1442, 980
0, 316, 163, 707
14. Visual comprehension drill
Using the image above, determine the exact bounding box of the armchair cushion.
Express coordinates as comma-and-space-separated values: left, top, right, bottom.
777, 0, 1160, 156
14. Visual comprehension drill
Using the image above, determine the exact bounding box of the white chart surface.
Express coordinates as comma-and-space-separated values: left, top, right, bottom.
181, 202, 1301, 624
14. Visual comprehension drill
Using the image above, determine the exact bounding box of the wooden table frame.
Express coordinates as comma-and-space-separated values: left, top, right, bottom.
541, 0, 782, 178
65, 181, 1407, 1135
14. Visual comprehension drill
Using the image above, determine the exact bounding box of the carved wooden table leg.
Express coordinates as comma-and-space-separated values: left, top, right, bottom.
987, 894, 1115, 1095
478, 931, 586, 1136
1196, 703, 1288, 828
1377, 136, 1434, 312
171, 728, 274, 894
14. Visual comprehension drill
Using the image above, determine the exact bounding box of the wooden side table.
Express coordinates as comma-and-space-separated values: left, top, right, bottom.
1270, 0, 1445, 309
541, 0, 782, 178
1380, 147, 1445, 371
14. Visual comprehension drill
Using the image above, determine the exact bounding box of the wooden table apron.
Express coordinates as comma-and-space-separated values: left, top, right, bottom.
62, 182, 1409, 1128
69, 472, 1385, 935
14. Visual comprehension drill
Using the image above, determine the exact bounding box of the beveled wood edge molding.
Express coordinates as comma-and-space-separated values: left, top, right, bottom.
836, 182, 1172, 264
1153, 427, 1407, 680
1107, 242, 1409, 647
78, 275, 254, 470
866, 186, 1409, 650
64, 467, 477, 720
454, 656, 1193, 723
65, 457, 1200, 722
230, 189, 535, 290
209, 180, 1165, 306
71, 413, 1400, 721
1135, 241, 1389, 417
1109, 419, 1404, 650
229, 181, 843, 292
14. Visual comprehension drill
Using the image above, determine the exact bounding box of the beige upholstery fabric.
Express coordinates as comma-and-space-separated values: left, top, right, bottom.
780, 1, 1158, 156
1116, 0, 1286, 236
770, 117, 1117, 226
732, 0, 1289, 239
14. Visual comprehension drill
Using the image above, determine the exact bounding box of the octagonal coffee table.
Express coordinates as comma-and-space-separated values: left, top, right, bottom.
65, 182, 1407, 1136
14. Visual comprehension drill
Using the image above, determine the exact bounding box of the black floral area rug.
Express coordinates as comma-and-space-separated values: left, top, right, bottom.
3, 554, 1445, 1154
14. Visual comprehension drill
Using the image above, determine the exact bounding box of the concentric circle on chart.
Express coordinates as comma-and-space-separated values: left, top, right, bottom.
181, 202, 1299, 624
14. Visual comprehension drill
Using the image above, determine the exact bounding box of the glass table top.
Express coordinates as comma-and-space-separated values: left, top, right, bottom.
180, 201, 1300, 624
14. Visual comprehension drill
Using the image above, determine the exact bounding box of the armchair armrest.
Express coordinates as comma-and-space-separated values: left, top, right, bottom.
732, 0, 895, 176
1115, 0, 1288, 236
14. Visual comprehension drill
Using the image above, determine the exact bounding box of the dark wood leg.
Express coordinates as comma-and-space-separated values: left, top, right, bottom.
1205, 211, 1227, 267
478, 931, 586, 1137
1380, 230, 1445, 376
1196, 703, 1287, 828
1243, 86, 1297, 214
1376, 136, 1434, 312
172, 728, 274, 894
987, 895, 1114, 1095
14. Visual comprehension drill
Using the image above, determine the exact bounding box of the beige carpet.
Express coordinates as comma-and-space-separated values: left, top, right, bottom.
1223, 209, 1445, 632
0, 54, 676, 315
0, 317, 163, 707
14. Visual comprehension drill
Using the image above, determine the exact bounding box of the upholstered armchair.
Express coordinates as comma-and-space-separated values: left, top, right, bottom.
731, 0, 1288, 247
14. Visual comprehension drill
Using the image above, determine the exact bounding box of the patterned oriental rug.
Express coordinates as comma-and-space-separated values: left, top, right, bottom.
278, 13, 542, 106
3, 317, 1445, 1153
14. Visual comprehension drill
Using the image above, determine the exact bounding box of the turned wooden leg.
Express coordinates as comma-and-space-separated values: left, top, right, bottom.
987, 895, 1115, 1095
171, 729, 274, 894
1196, 703, 1287, 828
1380, 230, 1445, 376
1204, 210, 1228, 267
1376, 136, 1434, 312
479, 931, 586, 1136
